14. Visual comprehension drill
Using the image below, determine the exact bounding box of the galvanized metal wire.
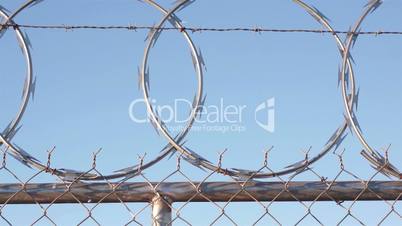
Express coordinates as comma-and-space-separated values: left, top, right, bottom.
1, 148, 402, 225
1, 24, 402, 36
0, 0, 362, 182
0, 1, 401, 224
0, 0, 205, 181
339, 0, 401, 179
139, 0, 358, 179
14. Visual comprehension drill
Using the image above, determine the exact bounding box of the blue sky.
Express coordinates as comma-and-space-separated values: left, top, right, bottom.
0, 0, 402, 225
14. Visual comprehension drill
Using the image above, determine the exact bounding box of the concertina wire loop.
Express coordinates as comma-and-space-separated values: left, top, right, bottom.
0, 0, 204, 181
140, 0, 357, 179
0, 0, 399, 181
0, 0, 360, 180
340, 0, 401, 179
0, 8, 34, 168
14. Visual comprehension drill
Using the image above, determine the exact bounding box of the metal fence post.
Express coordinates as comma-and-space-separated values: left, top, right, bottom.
152, 195, 172, 226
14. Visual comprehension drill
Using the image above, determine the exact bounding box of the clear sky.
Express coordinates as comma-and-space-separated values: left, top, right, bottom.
1, 0, 402, 225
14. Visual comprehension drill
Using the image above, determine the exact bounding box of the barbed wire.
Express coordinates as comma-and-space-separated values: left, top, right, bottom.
0, 0, 358, 182
139, 0, 358, 180
1, 23, 402, 35
1, 0, 402, 224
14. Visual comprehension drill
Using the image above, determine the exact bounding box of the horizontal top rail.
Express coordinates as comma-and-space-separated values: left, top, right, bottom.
1, 181, 401, 204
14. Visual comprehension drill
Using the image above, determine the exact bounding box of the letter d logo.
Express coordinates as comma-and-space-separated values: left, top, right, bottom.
255, 98, 275, 133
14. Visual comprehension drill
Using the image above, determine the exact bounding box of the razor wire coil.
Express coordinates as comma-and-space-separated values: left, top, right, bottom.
0, 0, 400, 182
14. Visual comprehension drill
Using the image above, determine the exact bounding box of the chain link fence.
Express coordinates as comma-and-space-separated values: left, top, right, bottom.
1, 148, 402, 225
1, 0, 402, 225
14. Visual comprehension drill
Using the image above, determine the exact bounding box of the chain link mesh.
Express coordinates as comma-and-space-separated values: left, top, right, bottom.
1, 0, 401, 225
1, 147, 401, 226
